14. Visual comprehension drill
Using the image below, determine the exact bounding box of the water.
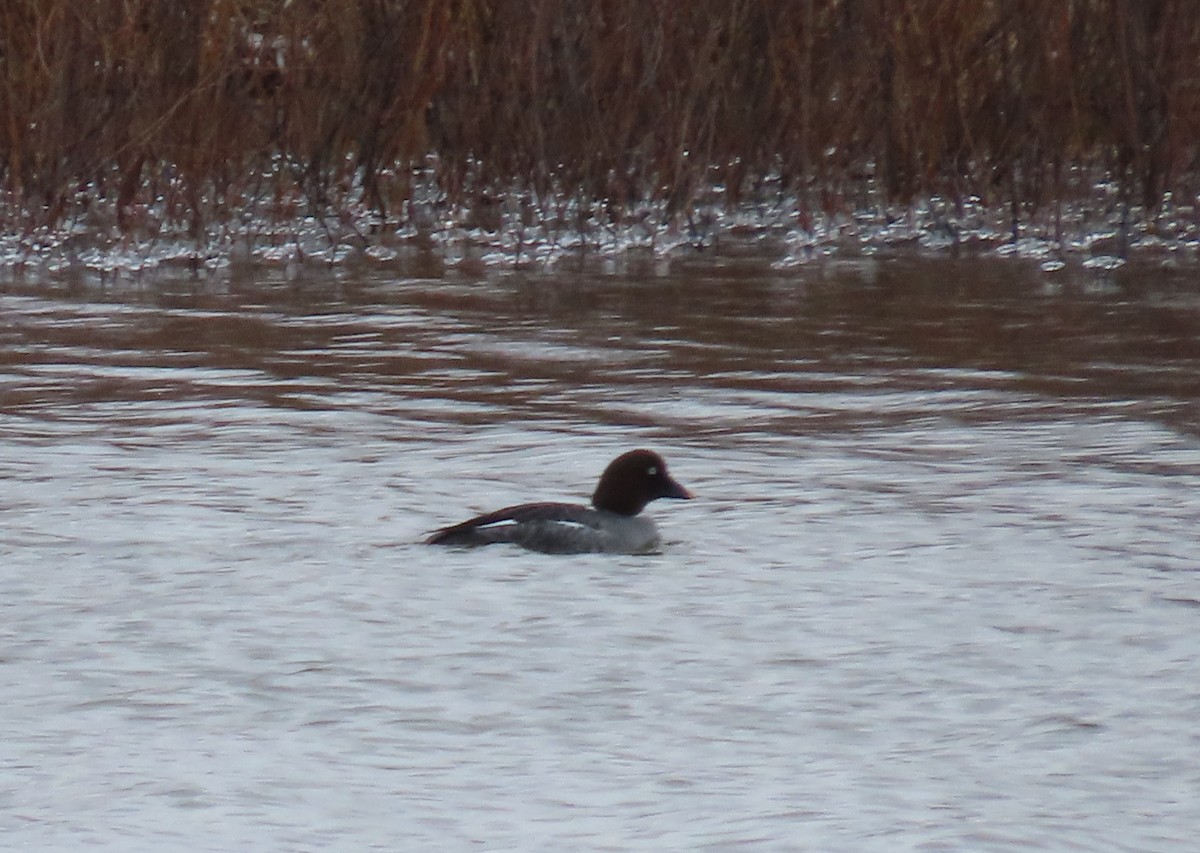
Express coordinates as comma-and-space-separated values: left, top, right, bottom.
2, 256, 1198, 851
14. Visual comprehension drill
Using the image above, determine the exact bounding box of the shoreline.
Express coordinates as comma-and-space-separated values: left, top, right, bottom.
3, 186, 1197, 284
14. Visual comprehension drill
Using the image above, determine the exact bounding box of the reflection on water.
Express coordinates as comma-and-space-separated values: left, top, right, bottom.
2, 256, 1199, 850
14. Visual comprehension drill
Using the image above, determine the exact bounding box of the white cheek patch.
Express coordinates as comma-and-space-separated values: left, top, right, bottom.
647, 466, 658, 476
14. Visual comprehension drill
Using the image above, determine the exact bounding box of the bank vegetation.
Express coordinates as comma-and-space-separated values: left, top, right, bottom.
2, 0, 1198, 262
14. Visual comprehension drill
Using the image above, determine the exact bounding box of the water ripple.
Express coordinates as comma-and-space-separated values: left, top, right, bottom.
2, 261, 1199, 850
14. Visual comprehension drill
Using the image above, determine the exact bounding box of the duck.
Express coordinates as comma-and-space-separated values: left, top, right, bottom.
425, 449, 692, 554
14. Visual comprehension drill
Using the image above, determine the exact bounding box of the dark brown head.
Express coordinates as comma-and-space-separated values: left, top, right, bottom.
590, 449, 692, 516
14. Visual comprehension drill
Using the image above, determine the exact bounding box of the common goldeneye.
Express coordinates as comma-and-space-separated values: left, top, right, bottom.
425, 449, 692, 554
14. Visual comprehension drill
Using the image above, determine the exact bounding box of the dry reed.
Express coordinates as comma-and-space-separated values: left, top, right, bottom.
1, 0, 1198, 248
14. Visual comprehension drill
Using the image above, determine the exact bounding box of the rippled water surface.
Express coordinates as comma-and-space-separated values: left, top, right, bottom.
2, 256, 1199, 851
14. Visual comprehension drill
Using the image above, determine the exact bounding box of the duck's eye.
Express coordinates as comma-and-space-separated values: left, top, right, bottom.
647, 466, 658, 476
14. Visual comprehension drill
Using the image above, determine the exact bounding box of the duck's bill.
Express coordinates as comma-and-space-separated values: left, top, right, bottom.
662, 478, 693, 500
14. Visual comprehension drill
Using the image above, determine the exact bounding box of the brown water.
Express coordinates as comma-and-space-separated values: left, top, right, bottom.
2, 256, 1199, 850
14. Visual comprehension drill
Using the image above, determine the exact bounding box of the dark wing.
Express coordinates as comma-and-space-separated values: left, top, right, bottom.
425, 502, 602, 549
